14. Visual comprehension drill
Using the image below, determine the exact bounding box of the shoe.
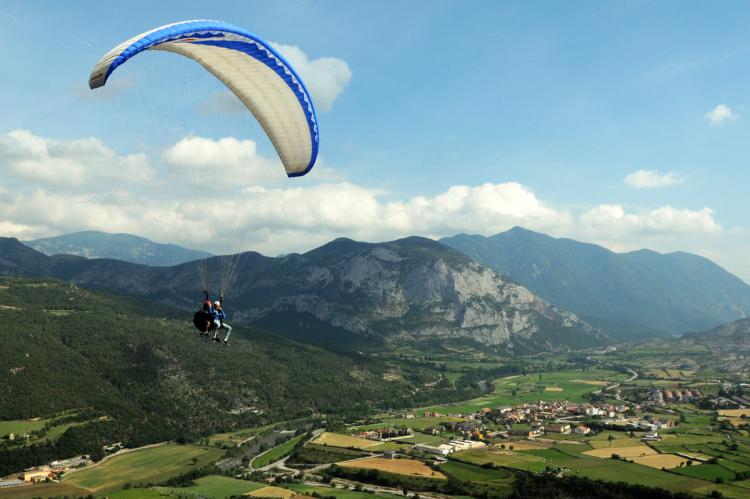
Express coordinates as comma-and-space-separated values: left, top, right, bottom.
223, 339, 230, 346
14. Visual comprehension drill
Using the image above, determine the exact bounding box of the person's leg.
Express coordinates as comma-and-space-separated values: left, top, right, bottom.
222, 323, 232, 342
212, 320, 221, 340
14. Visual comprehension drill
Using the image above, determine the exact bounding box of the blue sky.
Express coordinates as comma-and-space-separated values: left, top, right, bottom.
0, 1, 749, 280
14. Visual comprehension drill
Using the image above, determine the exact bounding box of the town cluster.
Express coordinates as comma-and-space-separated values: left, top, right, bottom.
359, 398, 687, 456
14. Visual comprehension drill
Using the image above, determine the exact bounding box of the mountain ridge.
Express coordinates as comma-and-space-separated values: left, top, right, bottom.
24, 230, 210, 266
0, 236, 608, 354
440, 227, 750, 336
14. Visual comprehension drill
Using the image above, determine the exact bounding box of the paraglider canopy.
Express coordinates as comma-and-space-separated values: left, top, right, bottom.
89, 20, 319, 176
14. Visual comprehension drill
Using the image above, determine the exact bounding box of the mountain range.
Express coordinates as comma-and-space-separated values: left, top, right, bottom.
441, 227, 750, 336
24, 231, 210, 266
682, 317, 750, 350
0, 236, 606, 353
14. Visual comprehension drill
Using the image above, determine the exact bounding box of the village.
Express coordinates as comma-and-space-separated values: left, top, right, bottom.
351, 396, 698, 456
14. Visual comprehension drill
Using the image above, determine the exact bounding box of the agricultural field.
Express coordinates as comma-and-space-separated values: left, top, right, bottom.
419, 369, 626, 413
312, 431, 379, 449
673, 463, 737, 482
353, 416, 464, 430
440, 460, 515, 484
720, 409, 750, 418
494, 441, 549, 451
338, 457, 447, 479
62, 443, 223, 493
631, 453, 693, 469
368, 441, 413, 451
393, 432, 446, 445
247, 485, 296, 498
252, 434, 306, 468
583, 445, 657, 458
0, 482, 88, 498
154, 476, 267, 497
451, 448, 548, 473
588, 437, 646, 449
286, 483, 403, 499
0, 417, 55, 436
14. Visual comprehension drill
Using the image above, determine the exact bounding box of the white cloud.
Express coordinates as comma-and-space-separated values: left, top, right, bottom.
3, 130, 746, 280
271, 42, 352, 112
162, 136, 285, 187
705, 104, 737, 126
0, 130, 153, 187
162, 136, 342, 188
624, 169, 684, 189
580, 204, 721, 238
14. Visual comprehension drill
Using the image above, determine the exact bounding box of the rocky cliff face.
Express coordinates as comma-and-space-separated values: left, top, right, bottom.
226, 237, 606, 350
0, 236, 607, 352
441, 227, 750, 337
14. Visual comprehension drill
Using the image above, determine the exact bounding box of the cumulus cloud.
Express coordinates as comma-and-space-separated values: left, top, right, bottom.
624, 169, 684, 189
163, 136, 285, 187
271, 42, 352, 112
580, 204, 721, 238
0, 130, 153, 187
2, 130, 742, 278
705, 104, 737, 126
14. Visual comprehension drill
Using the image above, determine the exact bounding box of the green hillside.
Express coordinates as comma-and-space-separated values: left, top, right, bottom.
0, 276, 442, 475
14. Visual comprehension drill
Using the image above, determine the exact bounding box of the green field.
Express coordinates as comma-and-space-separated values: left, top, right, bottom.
251, 434, 306, 468
393, 432, 446, 445
154, 475, 266, 498
0, 413, 93, 448
352, 416, 464, 430
0, 417, 53, 436
286, 483, 403, 498
419, 369, 625, 413
63, 444, 224, 493
440, 460, 516, 485
673, 463, 736, 482
0, 482, 88, 498
96, 489, 168, 498
451, 448, 548, 473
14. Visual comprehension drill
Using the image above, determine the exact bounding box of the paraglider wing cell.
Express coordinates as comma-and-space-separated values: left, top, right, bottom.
89, 20, 319, 176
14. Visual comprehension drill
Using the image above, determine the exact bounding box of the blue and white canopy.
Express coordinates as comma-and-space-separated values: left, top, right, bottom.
89, 20, 319, 177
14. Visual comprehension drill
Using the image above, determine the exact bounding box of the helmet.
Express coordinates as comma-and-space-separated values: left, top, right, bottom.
214, 300, 221, 306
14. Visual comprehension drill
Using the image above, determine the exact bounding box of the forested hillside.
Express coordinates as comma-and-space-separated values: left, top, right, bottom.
0, 276, 459, 474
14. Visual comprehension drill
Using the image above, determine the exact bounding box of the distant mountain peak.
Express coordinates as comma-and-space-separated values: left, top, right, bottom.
23, 230, 211, 267
441, 229, 750, 337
